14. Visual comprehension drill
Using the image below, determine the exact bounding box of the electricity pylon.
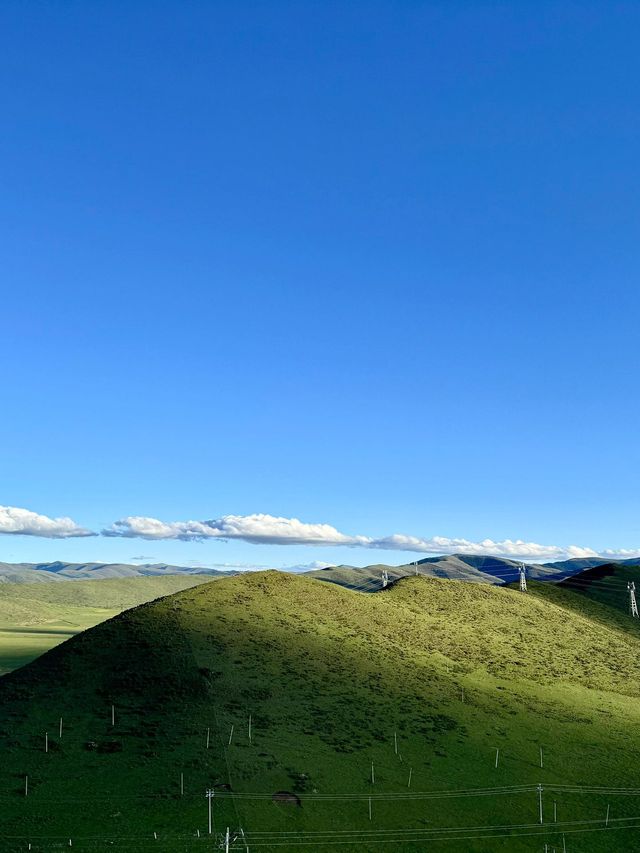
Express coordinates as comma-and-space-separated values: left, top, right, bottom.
381, 569, 389, 589
519, 563, 527, 592
628, 581, 639, 618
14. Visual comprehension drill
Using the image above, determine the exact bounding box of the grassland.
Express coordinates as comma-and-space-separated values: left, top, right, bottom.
0, 575, 212, 676
0, 570, 639, 851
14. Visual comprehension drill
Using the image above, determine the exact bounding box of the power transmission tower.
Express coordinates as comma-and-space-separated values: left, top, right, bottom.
519, 563, 527, 592
628, 582, 639, 618
381, 569, 389, 589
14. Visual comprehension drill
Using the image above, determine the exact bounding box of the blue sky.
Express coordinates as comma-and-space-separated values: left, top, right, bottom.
2, 1, 640, 568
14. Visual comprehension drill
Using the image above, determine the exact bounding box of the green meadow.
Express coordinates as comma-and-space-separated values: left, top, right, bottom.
0, 570, 639, 851
0, 576, 212, 676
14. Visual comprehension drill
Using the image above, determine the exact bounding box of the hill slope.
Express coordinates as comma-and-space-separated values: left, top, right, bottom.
1, 572, 640, 851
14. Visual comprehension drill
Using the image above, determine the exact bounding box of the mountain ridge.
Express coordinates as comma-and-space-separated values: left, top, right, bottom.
1, 554, 638, 588
0, 560, 236, 583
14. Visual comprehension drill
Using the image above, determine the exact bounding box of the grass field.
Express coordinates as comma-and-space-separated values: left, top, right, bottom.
0, 570, 639, 851
0, 575, 213, 675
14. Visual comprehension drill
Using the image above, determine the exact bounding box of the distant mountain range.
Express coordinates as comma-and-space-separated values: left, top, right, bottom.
0, 554, 638, 586
0, 561, 235, 584
304, 553, 640, 590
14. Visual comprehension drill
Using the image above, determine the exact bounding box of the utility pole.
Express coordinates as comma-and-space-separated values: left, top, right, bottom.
519, 563, 527, 592
381, 569, 389, 589
628, 582, 639, 618
206, 789, 215, 835
225, 827, 230, 853
537, 783, 543, 825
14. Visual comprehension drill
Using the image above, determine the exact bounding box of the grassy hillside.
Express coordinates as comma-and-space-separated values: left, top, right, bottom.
1, 572, 640, 851
0, 575, 213, 675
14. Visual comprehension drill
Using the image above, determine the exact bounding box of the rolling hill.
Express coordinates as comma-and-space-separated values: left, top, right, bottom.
303, 555, 531, 591
1, 571, 640, 850
0, 561, 234, 583
305, 553, 640, 593
303, 553, 563, 591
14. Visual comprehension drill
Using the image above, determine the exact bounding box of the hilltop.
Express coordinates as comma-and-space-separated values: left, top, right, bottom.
1, 572, 640, 850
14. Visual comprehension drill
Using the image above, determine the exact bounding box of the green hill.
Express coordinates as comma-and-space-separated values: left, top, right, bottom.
0, 575, 214, 675
1, 572, 640, 851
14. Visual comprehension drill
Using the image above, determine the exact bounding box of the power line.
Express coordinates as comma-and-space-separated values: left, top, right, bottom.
7, 782, 640, 803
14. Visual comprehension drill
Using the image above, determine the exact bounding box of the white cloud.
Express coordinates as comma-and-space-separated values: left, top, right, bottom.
0, 505, 95, 538
366, 534, 602, 561
101, 511, 621, 562
103, 513, 370, 546
186, 560, 335, 573
600, 548, 640, 559
7, 504, 638, 562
